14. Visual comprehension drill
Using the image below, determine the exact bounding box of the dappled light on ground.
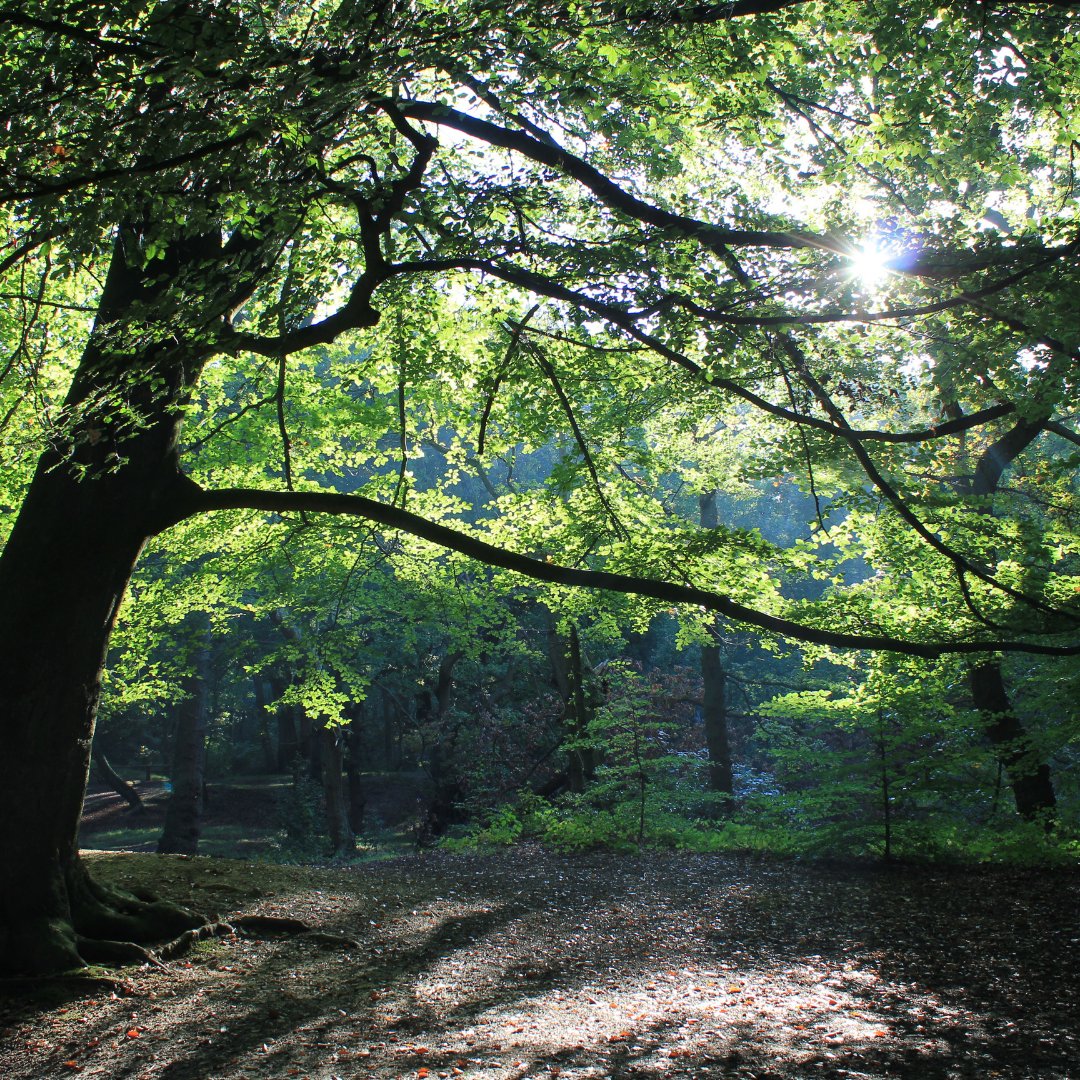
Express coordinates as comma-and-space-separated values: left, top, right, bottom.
1, 848, 1076, 1078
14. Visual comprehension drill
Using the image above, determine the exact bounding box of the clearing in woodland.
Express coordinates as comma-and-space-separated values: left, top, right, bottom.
1, 847, 1076, 1079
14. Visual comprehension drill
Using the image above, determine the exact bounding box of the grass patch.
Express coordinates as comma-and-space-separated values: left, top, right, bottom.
80, 824, 280, 858
79, 826, 161, 851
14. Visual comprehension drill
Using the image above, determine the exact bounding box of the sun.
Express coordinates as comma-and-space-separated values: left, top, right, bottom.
845, 239, 893, 289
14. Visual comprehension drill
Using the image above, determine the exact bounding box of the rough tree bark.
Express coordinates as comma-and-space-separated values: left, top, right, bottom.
0, 227, 215, 972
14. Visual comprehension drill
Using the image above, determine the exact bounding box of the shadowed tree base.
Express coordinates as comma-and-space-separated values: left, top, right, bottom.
2, 859, 204, 976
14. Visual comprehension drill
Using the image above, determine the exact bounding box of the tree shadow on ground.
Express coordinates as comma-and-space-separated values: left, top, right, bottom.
1, 849, 1076, 1079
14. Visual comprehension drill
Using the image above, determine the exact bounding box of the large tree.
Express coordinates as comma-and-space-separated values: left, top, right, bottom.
1, 0, 1078, 973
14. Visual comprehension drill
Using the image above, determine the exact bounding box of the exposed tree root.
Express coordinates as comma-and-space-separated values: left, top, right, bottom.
70, 864, 204, 947
303, 930, 361, 948
1, 858, 207, 976
155, 921, 235, 961
231, 914, 313, 935
152, 914, 361, 962
231, 915, 359, 948
76, 936, 165, 968
5, 903, 360, 974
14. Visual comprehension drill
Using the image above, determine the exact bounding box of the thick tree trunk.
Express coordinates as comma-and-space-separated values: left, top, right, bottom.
699, 492, 733, 802
0, 438, 203, 971
91, 750, 144, 812
158, 636, 210, 856
0, 232, 212, 973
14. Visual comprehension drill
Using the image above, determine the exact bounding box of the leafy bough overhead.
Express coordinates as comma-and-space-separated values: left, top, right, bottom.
7, 1, 1079, 654
1, 0, 1078, 973
183, 481, 1080, 658
198, 84, 1078, 653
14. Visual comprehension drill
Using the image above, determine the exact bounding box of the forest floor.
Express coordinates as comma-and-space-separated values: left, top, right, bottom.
1, 846, 1078, 1080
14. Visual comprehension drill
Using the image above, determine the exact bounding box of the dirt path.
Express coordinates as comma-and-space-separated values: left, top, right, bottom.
1, 848, 1077, 1079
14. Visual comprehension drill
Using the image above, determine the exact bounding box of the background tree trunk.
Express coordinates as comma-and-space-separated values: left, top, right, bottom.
699, 492, 734, 802
158, 629, 211, 856
270, 674, 301, 771
567, 625, 597, 793
966, 418, 1056, 822
417, 651, 465, 839
251, 677, 278, 773
320, 726, 355, 856
970, 661, 1056, 822
346, 713, 367, 834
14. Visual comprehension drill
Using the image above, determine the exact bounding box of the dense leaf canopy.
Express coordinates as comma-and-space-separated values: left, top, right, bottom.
2, 0, 1079, 658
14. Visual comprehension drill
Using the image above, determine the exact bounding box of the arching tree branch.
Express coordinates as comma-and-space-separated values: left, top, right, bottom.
178, 483, 1080, 658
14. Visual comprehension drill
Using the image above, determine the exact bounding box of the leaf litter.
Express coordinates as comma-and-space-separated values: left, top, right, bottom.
0, 846, 1076, 1079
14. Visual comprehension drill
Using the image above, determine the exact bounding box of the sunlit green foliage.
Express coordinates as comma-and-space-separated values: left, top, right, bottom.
3, 0, 1079, 871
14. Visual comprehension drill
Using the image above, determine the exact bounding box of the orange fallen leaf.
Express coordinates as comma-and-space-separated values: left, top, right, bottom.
417, 1069, 430, 1079
125, 1030, 141, 1039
